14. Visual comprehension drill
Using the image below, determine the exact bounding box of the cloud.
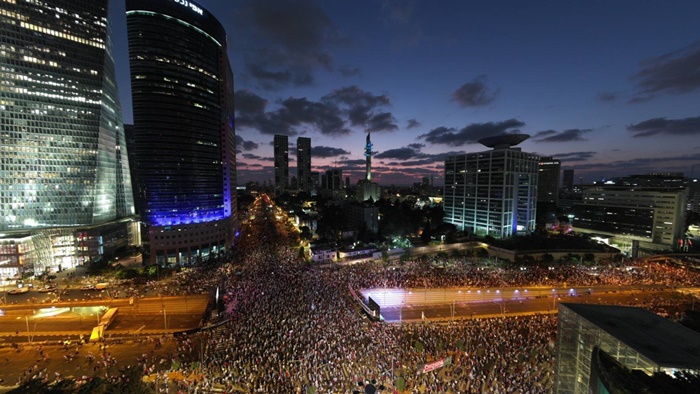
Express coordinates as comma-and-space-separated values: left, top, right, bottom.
322, 85, 398, 132
551, 151, 597, 161
234, 90, 268, 115
311, 146, 350, 158
630, 40, 700, 102
241, 153, 273, 161
235, 0, 348, 89
406, 119, 421, 129
380, 0, 424, 47
597, 92, 618, 102
339, 65, 361, 77
627, 116, 700, 138
451, 76, 499, 107
418, 119, 525, 147
532, 128, 593, 143
236, 135, 259, 152
375, 147, 421, 160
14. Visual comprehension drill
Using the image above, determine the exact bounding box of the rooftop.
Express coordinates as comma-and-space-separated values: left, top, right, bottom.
478, 133, 530, 148
561, 303, 700, 370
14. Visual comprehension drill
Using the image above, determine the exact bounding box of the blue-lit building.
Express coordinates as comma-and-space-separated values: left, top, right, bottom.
126, 0, 237, 263
0, 0, 138, 274
444, 134, 538, 238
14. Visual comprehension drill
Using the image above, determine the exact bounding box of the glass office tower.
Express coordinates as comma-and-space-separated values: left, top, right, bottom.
444, 134, 538, 238
0, 0, 136, 273
126, 0, 237, 264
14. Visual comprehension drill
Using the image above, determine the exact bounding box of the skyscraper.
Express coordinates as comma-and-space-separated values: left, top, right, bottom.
274, 135, 289, 195
444, 134, 538, 238
126, 0, 237, 264
296, 137, 311, 193
562, 169, 574, 192
537, 157, 561, 205
0, 0, 137, 272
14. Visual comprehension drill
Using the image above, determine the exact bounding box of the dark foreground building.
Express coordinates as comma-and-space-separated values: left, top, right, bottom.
555, 303, 700, 393
126, 0, 237, 264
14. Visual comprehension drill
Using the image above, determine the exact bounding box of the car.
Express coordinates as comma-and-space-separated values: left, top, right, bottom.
80, 284, 95, 291
8, 288, 30, 295
38, 285, 57, 293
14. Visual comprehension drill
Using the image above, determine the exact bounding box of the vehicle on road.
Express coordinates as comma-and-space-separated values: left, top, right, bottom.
80, 284, 95, 291
8, 287, 30, 295
95, 283, 109, 290
38, 285, 57, 293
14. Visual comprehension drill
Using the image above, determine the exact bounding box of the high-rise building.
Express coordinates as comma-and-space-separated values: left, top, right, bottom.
538, 157, 561, 205
444, 134, 538, 238
356, 132, 381, 202
562, 169, 574, 192
297, 137, 311, 193
555, 303, 700, 394
126, 0, 237, 264
274, 135, 289, 195
324, 169, 343, 190
0, 0, 138, 273
572, 182, 687, 251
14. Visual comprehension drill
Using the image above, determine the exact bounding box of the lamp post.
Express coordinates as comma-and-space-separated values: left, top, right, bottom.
25, 315, 31, 342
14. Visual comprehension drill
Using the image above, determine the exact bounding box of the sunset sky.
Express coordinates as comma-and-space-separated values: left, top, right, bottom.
112, 0, 700, 186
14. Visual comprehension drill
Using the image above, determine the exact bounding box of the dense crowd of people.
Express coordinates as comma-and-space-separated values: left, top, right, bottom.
6, 196, 698, 393
147, 198, 697, 393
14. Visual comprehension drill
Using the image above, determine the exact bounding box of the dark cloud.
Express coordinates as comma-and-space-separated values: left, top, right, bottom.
407, 143, 424, 150
235, 135, 259, 152
241, 153, 273, 161
367, 112, 399, 132
532, 128, 593, 143
311, 146, 350, 158
406, 119, 421, 129
375, 147, 420, 160
339, 65, 361, 77
451, 76, 499, 107
418, 119, 525, 147
627, 116, 700, 138
597, 92, 618, 102
236, 96, 349, 136
551, 151, 597, 161
630, 40, 700, 102
234, 90, 268, 115
235, 0, 347, 89
322, 86, 398, 132
339, 159, 367, 166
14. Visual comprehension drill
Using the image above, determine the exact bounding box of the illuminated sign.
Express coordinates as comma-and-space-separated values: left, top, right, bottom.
173, 0, 203, 15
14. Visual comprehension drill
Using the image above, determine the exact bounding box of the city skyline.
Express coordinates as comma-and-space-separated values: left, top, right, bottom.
110, 0, 700, 185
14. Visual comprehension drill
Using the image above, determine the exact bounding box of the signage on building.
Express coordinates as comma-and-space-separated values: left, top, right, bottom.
173, 0, 203, 15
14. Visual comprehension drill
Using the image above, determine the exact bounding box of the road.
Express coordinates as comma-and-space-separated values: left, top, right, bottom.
361, 286, 695, 322
0, 294, 210, 341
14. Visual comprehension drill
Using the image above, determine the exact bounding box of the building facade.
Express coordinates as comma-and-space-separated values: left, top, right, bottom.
296, 137, 311, 193
356, 132, 381, 202
563, 169, 575, 192
126, 0, 237, 264
274, 134, 289, 195
537, 157, 561, 205
573, 186, 687, 251
0, 0, 137, 273
444, 135, 538, 238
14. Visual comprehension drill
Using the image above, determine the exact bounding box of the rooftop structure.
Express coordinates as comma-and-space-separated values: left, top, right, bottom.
555, 303, 700, 393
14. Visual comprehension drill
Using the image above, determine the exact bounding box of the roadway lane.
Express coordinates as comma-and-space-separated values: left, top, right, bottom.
0, 294, 210, 341
379, 289, 686, 322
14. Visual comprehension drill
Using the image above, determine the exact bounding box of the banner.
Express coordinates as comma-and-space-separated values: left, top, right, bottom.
417, 356, 451, 375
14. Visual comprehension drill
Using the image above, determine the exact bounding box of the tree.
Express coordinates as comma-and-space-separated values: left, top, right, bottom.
299, 226, 313, 241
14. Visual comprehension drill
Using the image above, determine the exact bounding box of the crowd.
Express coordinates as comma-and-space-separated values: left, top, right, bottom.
145, 199, 696, 394
8, 196, 697, 393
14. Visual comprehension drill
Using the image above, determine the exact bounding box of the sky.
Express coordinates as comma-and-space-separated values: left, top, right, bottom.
110, 0, 700, 186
